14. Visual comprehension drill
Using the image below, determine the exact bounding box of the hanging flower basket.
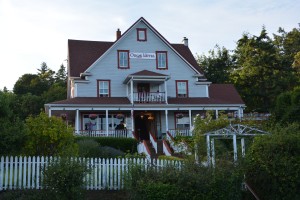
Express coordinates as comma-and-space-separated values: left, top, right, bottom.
116, 113, 125, 119
176, 113, 184, 119
60, 113, 67, 120
89, 114, 97, 120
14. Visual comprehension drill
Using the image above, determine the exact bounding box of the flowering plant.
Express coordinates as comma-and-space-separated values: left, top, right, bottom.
116, 113, 125, 119
89, 114, 98, 119
176, 113, 184, 119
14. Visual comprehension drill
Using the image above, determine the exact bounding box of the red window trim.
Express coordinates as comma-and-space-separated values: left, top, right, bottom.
97, 79, 111, 97
156, 51, 168, 70
175, 80, 189, 98
137, 28, 147, 41
117, 50, 130, 69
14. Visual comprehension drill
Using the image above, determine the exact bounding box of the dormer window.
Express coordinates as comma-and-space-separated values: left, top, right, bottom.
137, 28, 147, 41
118, 50, 129, 69
156, 51, 168, 70
176, 80, 188, 98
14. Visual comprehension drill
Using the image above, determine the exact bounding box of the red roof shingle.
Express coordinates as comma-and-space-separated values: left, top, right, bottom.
168, 84, 244, 105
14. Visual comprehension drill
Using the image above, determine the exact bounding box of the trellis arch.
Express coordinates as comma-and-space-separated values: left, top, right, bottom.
204, 124, 269, 167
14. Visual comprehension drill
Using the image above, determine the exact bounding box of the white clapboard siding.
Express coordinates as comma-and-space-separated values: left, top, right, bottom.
0, 156, 181, 191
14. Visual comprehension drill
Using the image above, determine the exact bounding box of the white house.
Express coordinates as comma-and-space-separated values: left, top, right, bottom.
45, 17, 245, 145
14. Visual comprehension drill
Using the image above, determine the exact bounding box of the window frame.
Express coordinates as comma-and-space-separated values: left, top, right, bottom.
175, 80, 189, 98
156, 51, 168, 70
117, 50, 130, 69
137, 28, 147, 41
97, 79, 111, 97
174, 112, 190, 129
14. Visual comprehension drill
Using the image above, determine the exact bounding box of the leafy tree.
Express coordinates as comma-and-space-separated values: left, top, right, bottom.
13, 74, 44, 95
230, 27, 283, 112
196, 45, 233, 83
245, 123, 300, 200
16, 93, 44, 119
42, 83, 67, 104
0, 90, 25, 155
273, 86, 300, 123
24, 112, 78, 156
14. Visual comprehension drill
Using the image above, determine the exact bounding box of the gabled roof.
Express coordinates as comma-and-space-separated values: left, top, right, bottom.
68, 17, 203, 77
68, 40, 113, 77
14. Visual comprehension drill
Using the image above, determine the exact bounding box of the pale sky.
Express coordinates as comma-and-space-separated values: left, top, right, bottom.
0, 0, 299, 91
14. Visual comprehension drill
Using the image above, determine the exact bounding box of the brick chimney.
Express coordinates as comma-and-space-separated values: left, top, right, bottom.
182, 37, 188, 46
116, 29, 121, 40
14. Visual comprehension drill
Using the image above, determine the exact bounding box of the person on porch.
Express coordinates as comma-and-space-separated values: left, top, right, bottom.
115, 121, 127, 136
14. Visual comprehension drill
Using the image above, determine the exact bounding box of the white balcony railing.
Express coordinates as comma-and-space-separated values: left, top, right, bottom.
168, 129, 192, 137
75, 129, 132, 138
132, 92, 165, 103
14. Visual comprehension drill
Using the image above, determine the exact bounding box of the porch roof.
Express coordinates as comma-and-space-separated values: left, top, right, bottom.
46, 84, 244, 107
48, 97, 131, 105
123, 70, 169, 84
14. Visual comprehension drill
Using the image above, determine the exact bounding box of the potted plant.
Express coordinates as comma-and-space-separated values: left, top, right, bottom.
176, 113, 184, 119
116, 113, 125, 119
61, 113, 67, 120
89, 114, 97, 120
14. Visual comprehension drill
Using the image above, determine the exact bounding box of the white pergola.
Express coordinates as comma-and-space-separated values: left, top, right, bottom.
204, 124, 269, 167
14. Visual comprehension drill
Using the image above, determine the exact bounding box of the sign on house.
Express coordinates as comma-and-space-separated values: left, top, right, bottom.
129, 52, 156, 59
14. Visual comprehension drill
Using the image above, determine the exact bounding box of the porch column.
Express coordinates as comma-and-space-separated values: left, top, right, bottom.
48, 107, 52, 117
75, 109, 79, 134
215, 109, 219, 119
206, 135, 211, 166
165, 110, 169, 132
233, 134, 238, 162
241, 138, 245, 157
211, 138, 215, 168
164, 79, 168, 104
189, 109, 192, 136
106, 109, 109, 136
130, 78, 133, 104
131, 108, 134, 132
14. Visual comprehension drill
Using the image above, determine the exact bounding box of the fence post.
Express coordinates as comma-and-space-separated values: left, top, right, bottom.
0, 156, 4, 190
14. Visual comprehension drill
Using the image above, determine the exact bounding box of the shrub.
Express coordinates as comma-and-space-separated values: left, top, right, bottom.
77, 138, 101, 157
125, 161, 243, 200
76, 137, 138, 153
24, 112, 78, 156
42, 157, 90, 200
244, 123, 300, 200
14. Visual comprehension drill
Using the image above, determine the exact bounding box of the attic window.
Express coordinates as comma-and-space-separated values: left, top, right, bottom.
137, 28, 147, 41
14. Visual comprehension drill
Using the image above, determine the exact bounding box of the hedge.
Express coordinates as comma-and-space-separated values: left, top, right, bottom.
76, 137, 138, 153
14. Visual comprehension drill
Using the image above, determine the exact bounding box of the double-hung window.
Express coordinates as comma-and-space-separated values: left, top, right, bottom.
118, 50, 129, 69
156, 51, 168, 69
176, 80, 188, 97
98, 80, 110, 97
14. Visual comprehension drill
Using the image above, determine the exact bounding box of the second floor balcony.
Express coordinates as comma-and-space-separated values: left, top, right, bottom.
130, 92, 166, 103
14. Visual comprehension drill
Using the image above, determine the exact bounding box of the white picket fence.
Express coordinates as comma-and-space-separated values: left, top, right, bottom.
0, 156, 181, 191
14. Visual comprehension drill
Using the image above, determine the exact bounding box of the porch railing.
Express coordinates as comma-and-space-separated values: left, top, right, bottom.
75, 129, 132, 138
132, 92, 165, 103
168, 129, 192, 137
